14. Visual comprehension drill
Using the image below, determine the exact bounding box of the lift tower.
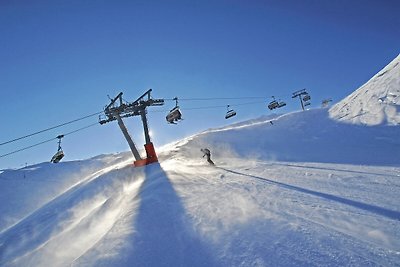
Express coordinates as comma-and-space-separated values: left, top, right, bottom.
99, 89, 164, 167
292, 89, 311, 111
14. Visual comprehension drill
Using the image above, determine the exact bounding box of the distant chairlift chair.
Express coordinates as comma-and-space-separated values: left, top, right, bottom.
225, 105, 237, 119
268, 100, 279, 110
268, 95, 286, 110
51, 135, 65, 163
303, 94, 311, 107
303, 94, 311, 101
166, 97, 183, 124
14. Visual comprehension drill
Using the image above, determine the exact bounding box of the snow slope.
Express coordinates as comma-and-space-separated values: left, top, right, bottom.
329, 54, 400, 125
0, 108, 399, 266
178, 108, 400, 166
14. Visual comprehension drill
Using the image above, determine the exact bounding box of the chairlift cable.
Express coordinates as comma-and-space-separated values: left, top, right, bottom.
0, 138, 55, 158
0, 122, 99, 158
184, 104, 226, 110
163, 96, 267, 101
180, 101, 267, 110
0, 95, 276, 157
2, 97, 268, 146
180, 97, 266, 101
230, 101, 266, 106
63, 122, 99, 136
0, 111, 103, 146
151, 100, 266, 113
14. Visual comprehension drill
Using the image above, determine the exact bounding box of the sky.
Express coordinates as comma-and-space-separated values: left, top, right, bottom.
1, 0, 399, 169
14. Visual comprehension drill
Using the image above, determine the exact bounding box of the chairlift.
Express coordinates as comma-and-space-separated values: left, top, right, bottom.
321, 98, 332, 108
268, 95, 285, 110
268, 100, 279, 110
304, 102, 311, 107
225, 105, 237, 119
166, 97, 183, 124
51, 135, 65, 163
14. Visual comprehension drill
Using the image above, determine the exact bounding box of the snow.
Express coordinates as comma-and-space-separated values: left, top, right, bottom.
1, 107, 399, 266
329, 54, 400, 126
1, 56, 400, 266
180, 108, 400, 166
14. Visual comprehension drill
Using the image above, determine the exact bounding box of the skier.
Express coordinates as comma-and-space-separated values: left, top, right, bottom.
201, 148, 215, 165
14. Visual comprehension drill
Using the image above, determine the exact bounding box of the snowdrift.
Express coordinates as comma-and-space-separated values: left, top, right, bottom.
329, 54, 400, 125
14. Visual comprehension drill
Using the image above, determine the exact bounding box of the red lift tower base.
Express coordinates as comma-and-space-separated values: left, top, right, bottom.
133, 142, 159, 167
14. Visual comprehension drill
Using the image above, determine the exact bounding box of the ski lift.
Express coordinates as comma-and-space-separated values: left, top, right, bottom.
225, 105, 237, 119
303, 94, 311, 101
304, 102, 311, 107
268, 100, 279, 110
50, 135, 64, 163
166, 97, 182, 124
268, 96, 281, 110
321, 98, 332, 108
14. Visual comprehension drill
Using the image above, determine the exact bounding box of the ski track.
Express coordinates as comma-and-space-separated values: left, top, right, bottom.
163, 158, 400, 266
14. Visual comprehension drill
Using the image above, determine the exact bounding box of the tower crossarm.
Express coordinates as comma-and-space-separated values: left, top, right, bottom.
99, 89, 164, 125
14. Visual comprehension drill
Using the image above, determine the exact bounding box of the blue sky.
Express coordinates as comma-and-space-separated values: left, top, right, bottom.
1, 0, 399, 169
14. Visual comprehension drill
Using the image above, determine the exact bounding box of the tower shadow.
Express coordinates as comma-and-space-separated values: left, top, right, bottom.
124, 163, 218, 266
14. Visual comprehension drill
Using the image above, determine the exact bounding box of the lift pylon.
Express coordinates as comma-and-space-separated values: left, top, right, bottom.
292, 89, 311, 111
99, 89, 164, 167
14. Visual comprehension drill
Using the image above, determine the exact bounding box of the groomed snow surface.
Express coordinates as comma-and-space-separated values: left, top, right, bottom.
0, 108, 399, 267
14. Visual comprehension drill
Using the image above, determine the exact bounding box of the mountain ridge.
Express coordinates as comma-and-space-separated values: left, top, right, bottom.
329, 54, 400, 125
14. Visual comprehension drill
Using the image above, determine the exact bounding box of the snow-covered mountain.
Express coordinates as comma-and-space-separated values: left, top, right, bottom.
176, 108, 400, 166
0, 107, 399, 266
329, 54, 400, 125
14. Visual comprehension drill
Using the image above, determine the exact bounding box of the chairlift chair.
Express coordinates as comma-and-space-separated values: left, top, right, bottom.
225, 105, 237, 119
51, 135, 65, 163
268, 100, 279, 110
166, 107, 182, 124
303, 94, 311, 101
321, 99, 332, 108
304, 102, 311, 107
166, 97, 183, 124
51, 150, 64, 163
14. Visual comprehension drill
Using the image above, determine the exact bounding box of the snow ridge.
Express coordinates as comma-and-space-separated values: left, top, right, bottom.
329, 54, 400, 125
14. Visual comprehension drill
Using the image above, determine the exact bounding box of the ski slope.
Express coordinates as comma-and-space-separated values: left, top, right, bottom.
0, 107, 399, 267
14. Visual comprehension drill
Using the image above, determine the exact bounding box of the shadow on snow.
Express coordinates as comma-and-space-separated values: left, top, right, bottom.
219, 167, 400, 221
122, 163, 218, 267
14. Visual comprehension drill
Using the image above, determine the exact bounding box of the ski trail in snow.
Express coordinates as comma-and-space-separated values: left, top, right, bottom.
217, 163, 400, 251
161, 158, 400, 266
0, 164, 144, 266
266, 161, 400, 180
218, 167, 400, 221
